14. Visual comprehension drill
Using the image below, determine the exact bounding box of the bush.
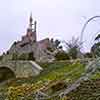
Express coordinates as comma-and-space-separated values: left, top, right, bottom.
18, 53, 29, 60
55, 52, 70, 61
47, 47, 54, 52
50, 80, 67, 93
84, 52, 93, 58
68, 47, 79, 59
28, 52, 35, 61
12, 53, 18, 60
12, 52, 35, 61
0, 55, 3, 61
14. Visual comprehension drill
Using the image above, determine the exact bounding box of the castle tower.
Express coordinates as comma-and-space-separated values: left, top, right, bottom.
27, 13, 33, 33
26, 13, 37, 42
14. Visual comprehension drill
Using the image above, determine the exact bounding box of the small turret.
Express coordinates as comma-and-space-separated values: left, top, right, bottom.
34, 20, 37, 33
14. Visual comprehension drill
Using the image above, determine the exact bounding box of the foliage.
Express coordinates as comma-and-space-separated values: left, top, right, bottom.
91, 33, 100, 57
84, 52, 93, 58
0, 60, 99, 100
50, 38, 62, 49
47, 47, 54, 52
68, 46, 79, 59
49, 80, 67, 93
63, 37, 82, 59
12, 52, 35, 60
55, 39, 61, 49
91, 42, 100, 57
55, 51, 70, 60
7, 82, 44, 100
67, 79, 100, 100
12, 53, 18, 60
0, 55, 3, 61
18, 53, 29, 60
28, 52, 35, 60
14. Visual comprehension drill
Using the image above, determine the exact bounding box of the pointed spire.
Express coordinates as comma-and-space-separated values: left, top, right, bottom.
30, 13, 33, 24
28, 13, 37, 33
28, 13, 33, 30
26, 13, 37, 42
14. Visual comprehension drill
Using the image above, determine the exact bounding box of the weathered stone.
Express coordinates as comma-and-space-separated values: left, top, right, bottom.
0, 60, 43, 78
8, 15, 55, 62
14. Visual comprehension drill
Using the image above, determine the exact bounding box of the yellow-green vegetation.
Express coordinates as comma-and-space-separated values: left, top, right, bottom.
7, 83, 44, 100
0, 60, 99, 100
91, 72, 100, 79
0, 61, 100, 100
67, 79, 100, 100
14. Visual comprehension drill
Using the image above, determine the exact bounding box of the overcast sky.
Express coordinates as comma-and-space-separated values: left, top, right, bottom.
0, 0, 100, 54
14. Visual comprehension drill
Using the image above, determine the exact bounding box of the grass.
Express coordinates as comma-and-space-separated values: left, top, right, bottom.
7, 61, 85, 86
2, 61, 84, 98
0, 60, 100, 100
91, 72, 100, 79
67, 79, 100, 100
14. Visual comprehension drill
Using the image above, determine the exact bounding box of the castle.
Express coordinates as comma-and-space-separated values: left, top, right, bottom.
8, 14, 56, 62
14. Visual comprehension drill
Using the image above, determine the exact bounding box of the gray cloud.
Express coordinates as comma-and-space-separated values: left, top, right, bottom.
0, 0, 100, 54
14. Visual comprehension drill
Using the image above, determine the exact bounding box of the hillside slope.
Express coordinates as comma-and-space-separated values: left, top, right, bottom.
0, 60, 100, 100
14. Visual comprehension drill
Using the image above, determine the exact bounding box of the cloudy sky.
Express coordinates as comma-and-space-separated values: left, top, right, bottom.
0, 0, 100, 54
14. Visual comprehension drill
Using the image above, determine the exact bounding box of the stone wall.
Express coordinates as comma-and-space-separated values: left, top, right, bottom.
0, 61, 43, 78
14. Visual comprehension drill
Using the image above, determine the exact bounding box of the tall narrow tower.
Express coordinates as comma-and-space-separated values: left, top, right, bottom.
29, 13, 33, 31
33, 20, 37, 42
27, 13, 33, 32
26, 13, 37, 42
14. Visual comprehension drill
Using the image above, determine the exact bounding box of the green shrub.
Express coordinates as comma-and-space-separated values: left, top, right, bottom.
18, 53, 29, 60
47, 47, 54, 52
12, 53, 18, 60
28, 52, 35, 60
84, 52, 93, 58
68, 47, 78, 59
55, 52, 70, 61
0, 55, 3, 60
12, 52, 35, 61
51, 80, 67, 93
